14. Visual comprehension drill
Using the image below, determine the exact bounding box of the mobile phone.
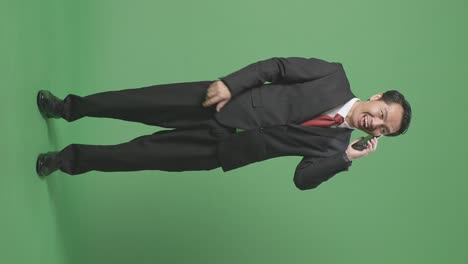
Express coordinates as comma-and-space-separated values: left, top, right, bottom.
351, 135, 380, 151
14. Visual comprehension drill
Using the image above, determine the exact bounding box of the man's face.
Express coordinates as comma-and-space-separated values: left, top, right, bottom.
350, 94, 404, 136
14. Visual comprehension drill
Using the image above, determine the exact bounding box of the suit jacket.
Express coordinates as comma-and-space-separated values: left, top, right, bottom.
214, 57, 357, 190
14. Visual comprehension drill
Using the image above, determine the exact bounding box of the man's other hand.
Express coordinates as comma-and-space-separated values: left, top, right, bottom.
202, 80, 232, 112
345, 137, 379, 161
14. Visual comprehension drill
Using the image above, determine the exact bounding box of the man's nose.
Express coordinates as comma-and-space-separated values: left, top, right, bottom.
372, 117, 384, 128
371, 118, 384, 134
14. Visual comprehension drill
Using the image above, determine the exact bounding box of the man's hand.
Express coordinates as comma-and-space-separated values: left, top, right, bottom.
202, 80, 232, 112
345, 137, 379, 161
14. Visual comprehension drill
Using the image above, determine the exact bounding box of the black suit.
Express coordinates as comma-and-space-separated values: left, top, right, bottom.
57, 57, 356, 190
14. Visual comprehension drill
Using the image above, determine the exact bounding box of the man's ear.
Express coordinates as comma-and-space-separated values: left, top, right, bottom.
369, 93, 383, 101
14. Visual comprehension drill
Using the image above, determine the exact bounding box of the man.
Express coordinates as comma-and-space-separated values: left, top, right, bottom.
36, 57, 412, 190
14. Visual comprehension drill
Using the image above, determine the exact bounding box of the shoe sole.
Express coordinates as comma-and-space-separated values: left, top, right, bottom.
36, 153, 43, 176
37, 90, 48, 118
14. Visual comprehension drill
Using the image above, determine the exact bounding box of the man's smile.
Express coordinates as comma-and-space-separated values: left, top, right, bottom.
360, 114, 372, 131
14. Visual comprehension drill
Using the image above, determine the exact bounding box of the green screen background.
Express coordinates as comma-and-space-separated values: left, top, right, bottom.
2, 0, 466, 263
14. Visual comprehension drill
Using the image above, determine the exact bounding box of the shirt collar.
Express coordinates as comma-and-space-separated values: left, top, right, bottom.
338, 98, 359, 129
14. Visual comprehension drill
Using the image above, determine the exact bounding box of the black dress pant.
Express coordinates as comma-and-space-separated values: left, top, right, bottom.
56, 80, 236, 175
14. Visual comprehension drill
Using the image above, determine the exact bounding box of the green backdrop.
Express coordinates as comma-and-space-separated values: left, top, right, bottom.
1, 0, 467, 263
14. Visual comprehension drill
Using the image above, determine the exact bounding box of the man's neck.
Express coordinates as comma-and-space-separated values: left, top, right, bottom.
345, 99, 361, 125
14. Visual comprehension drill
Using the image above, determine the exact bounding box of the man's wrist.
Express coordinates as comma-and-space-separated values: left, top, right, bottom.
217, 79, 234, 95
343, 151, 353, 165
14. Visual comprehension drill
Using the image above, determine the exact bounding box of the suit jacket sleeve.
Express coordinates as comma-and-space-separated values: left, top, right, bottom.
293, 152, 353, 190
218, 57, 341, 97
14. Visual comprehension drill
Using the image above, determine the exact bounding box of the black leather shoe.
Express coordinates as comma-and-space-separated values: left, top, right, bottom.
37, 90, 64, 119
36, 151, 61, 177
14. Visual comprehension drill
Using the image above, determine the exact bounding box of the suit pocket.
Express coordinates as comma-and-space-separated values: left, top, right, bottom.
250, 87, 263, 107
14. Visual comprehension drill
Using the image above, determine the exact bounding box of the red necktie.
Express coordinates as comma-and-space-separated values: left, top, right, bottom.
300, 114, 344, 127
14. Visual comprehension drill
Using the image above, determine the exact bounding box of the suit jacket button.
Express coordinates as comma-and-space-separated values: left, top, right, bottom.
259, 127, 264, 133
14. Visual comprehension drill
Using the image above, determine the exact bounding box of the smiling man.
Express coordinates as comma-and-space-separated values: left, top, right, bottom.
36, 57, 412, 190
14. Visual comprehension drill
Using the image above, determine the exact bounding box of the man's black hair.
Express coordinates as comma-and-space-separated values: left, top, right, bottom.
380, 90, 412, 137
